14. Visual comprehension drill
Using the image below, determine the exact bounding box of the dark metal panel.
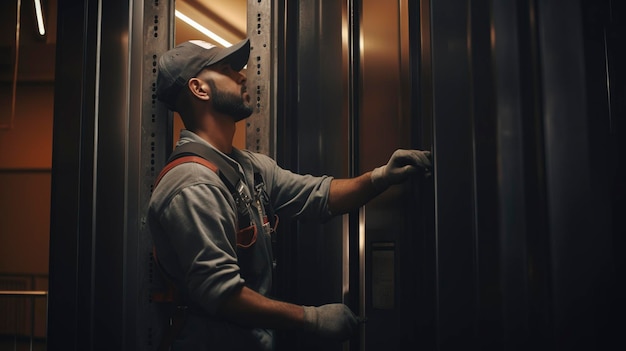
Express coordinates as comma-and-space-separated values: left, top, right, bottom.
429, 0, 477, 348
514, 1, 554, 346
359, 0, 425, 349
537, 1, 594, 348
492, 0, 531, 349
600, 0, 626, 344
91, 1, 132, 349
246, 0, 274, 156
274, 1, 350, 350
49, 1, 172, 350
411, 1, 438, 348
468, 1, 502, 349
48, 0, 99, 349
272, 0, 625, 350
132, 1, 174, 351
537, 0, 618, 348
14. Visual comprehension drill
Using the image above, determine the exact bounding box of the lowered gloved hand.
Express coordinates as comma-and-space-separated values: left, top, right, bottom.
371, 149, 432, 191
302, 304, 358, 341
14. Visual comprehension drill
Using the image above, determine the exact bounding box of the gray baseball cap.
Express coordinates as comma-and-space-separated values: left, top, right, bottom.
156, 38, 250, 111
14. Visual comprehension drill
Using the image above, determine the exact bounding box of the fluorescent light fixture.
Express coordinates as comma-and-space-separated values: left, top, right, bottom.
34, 0, 45, 36
175, 10, 232, 47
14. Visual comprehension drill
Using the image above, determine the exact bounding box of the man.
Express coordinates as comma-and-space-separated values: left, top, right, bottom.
149, 38, 432, 350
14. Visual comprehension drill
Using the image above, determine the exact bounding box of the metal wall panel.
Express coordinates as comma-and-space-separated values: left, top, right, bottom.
492, 0, 532, 348
423, 0, 624, 349
272, 1, 350, 350
246, 0, 274, 156
49, 1, 98, 348
49, 0, 173, 350
91, 0, 131, 347
47, 0, 625, 350
274, 1, 433, 350
537, 1, 617, 348
429, 1, 477, 348
359, 0, 426, 349
135, 1, 175, 350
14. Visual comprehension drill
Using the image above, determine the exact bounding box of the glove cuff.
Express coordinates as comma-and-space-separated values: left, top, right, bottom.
302, 306, 319, 332
371, 166, 388, 191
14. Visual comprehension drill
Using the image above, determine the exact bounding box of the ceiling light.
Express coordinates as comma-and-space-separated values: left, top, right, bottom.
34, 0, 45, 36
175, 10, 232, 47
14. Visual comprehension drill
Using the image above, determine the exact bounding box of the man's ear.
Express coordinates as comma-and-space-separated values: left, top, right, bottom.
188, 77, 211, 102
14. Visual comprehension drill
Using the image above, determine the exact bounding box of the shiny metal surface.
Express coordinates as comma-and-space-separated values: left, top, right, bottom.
537, 1, 614, 348
429, 0, 477, 347
246, 0, 274, 156
49, 0, 103, 348
358, 0, 419, 349
279, 0, 625, 348
46, 0, 625, 350
492, 0, 532, 345
281, 0, 350, 349
49, 0, 173, 350
273, 0, 428, 350
135, 1, 175, 350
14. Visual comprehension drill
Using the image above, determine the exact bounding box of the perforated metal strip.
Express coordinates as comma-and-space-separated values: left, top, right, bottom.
246, 0, 274, 157
139, 1, 174, 350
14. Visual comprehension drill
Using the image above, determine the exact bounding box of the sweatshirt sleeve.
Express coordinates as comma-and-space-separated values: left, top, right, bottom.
159, 179, 245, 314
249, 152, 334, 222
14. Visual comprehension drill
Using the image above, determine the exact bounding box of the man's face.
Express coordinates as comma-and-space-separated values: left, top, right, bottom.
202, 62, 253, 122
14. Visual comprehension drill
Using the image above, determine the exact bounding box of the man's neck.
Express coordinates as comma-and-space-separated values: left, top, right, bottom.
193, 116, 235, 154
194, 131, 233, 154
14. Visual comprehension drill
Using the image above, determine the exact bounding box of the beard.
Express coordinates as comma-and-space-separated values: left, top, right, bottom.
207, 79, 253, 122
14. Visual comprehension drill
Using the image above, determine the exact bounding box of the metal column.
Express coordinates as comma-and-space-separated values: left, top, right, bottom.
49, 0, 174, 350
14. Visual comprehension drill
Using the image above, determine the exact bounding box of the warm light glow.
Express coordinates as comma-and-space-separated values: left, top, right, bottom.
34, 0, 45, 36
175, 10, 232, 47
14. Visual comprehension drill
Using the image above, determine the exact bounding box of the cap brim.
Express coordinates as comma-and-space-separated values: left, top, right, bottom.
212, 38, 250, 71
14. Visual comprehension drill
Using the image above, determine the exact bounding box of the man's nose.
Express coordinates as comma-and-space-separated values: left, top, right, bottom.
236, 70, 247, 83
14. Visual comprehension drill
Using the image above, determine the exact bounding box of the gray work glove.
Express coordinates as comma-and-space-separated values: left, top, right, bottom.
371, 149, 432, 191
302, 304, 358, 341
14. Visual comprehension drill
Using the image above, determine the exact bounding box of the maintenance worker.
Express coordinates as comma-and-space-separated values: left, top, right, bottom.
148, 37, 432, 351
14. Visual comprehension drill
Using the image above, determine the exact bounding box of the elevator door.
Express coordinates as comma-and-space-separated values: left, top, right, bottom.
277, 0, 624, 350
359, 0, 426, 349
274, 0, 426, 350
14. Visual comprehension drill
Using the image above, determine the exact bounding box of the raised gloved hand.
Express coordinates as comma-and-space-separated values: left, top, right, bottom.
371, 149, 432, 191
302, 304, 358, 341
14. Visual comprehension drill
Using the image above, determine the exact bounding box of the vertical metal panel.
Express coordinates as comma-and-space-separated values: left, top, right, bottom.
92, 1, 132, 349
429, 0, 476, 348
602, 1, 626, 345
49, 0, 173, 350
135, 1, 174, 350
359, 0, 423, 349
411, 1, 438, 348
247, 0, 274, 156
492, 0, 531, 348
49, 0, 99, 349
515, 1, 554, 346
272, 1, 298, 349
468, 0, 502, 348
537, 1, 616, 348
274, 1, 350, 350
262, 0, 624, 350
347, 2, 363, 350
586, 1, 626, 345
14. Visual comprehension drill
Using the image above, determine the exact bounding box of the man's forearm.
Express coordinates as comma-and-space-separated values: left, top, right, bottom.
327, 172, 382, 215
217, 285, 305, 330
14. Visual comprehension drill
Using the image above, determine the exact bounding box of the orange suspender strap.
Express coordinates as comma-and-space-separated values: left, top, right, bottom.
154, 155, 219, 189
152, 156, 220, 351
153, 155, 260, 250
151, 154, 220, 293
